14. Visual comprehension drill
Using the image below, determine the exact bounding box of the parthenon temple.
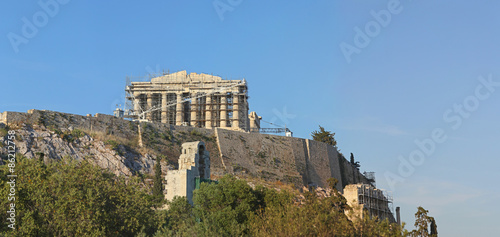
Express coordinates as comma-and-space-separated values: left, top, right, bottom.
125, 70, 261, 132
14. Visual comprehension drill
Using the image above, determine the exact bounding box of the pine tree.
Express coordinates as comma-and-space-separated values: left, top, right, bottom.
350, 153, 360, 168
430, 217, 438, 237
153, 157, 163, 203
311, 125, 337, 147
410, 206, 437, 237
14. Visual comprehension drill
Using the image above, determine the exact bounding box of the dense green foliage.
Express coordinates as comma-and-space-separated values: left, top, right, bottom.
430, 218, 438, 236
311, 125, 337, 147
153, 157, 163, 204
0, 155, 433, 236
157, 175, 406, 237
0, 155, 156, 236
409, 206, 438, 237
194, 175, 259, 236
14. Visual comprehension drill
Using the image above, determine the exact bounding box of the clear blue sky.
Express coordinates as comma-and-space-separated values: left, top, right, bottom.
2, 1, 499, 235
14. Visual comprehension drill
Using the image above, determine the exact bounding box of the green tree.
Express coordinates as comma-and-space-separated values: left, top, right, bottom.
154, 196, 197, 236
350, 153, 360, 169
410, 206, 437, 237
326, 178, 350, 212
251, 178, 356, 237
193, 175, 260, 236
311, 126, 337, 147
349, 208, 405, 237
153, 157, 163, 203
0, 155, 413, 236
430, 217, 438, 237
0, 155, 155, 236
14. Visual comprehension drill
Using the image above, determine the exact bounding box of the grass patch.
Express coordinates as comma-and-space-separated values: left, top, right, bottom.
51, 127, 63, 136
104, 139, 127, 156
59, 129, 86, 143
0, 128, 7, 137
71, 129, 85, 138
104, 139, 120, 150
190, 129, 202, 137
88, 129, 139, 152
160, 130, 173, 141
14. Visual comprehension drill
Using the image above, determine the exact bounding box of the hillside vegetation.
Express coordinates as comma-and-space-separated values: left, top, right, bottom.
0, 155, 437, 236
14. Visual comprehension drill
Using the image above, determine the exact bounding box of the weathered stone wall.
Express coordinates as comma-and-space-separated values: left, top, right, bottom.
338, 156, 370, 189
305, 139, 343, 190
214, 128, 354, 191
165, 141, 209, 204
215, 128, 304, 187
0, 111, 29, 125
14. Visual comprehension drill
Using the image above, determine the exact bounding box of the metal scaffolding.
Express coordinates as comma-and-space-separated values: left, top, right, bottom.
357, 184, 394, 221
123, 70, 250, 131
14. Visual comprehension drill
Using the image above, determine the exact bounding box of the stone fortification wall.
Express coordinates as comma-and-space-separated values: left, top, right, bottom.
214, 128, 305, 187
338, 156, 370, 189
214, 128, 364, 191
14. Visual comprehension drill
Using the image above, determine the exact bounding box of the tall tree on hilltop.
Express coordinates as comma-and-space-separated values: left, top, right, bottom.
311, 126, 337, 147
410, 206, 437, 237
430, 217, 438, 237
350, 153, 360, 169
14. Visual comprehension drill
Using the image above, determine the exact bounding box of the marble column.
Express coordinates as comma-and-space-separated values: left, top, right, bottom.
190, 94, 198, 127
176, 93, 183, 125
161, 93, 168, 123
205, 95, 212, 128
220, 94, 227, 127
133, 93, 141, 115
146, 93, 153, 121
232, 94, 239, 129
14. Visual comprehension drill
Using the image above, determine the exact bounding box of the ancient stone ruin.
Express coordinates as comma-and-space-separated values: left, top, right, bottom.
165, 141, 210, 204
125, 70, 261, 132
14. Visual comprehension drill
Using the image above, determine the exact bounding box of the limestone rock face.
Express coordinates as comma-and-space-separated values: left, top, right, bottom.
0, 124, 155, 177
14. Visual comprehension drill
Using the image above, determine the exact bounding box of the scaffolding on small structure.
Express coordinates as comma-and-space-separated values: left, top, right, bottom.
356, 184, 395, 221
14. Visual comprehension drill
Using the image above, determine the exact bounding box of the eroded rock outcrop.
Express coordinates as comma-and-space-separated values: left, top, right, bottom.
0, 123, 155, 177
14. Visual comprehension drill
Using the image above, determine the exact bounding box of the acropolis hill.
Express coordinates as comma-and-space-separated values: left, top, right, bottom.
0, 70, 397, 222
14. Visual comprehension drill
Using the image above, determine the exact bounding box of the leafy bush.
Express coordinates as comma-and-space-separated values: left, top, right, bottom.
0, 155, 155, 236
0, 128, 7, 137
0, 158, 412, 236
193, 175, 260, 236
